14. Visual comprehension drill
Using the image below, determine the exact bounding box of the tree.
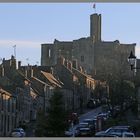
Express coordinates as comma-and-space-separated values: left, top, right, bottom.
46, 89, 68, 137
117, 80, 135, 107
94, 82, 103, 99
35, 109, 48, 137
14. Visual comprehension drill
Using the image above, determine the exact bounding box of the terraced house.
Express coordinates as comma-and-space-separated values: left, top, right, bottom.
0, 56, 39, 136
0, 53, 108, 136
0, 88, 16, 136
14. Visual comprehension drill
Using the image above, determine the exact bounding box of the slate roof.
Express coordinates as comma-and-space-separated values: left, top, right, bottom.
41, 71, 63, 88
0, 88, 12, 97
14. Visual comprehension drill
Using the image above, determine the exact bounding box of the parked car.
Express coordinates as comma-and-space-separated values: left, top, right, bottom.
114, 105, 121, 112
95, 99, 101, 107
95, 125, 133, 137
96, 113, 109, 121
11, 128, 26, 137
75, 122, 90, 136
78, 122, 90, 128
101, 97, 108, 104
95, 133, 119, 137
122, 132, 135, 137
87, 99, 96, 108
76, 128, 93, 137
83, 119, 96, 125
65, 128, 73, 137
83, 119, 96, 132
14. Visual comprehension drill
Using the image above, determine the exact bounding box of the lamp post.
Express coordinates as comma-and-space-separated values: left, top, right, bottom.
128, 51, 140, 119
128, 51, 140, 70
72, 82, 75, 112
72, 75, 78, 112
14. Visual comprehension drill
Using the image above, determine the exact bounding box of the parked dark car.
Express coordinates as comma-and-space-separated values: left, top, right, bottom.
65, 128, 73, 137
96, 112, 109, 121
95, 99, 101, 107
101, 97, 108, 104
76, 128, 93, 137
75, 122, 90, 136
83, 119, 96, 133
87, 99, 96, 108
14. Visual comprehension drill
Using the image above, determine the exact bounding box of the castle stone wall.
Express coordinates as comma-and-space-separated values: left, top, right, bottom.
41, 13, 136, 81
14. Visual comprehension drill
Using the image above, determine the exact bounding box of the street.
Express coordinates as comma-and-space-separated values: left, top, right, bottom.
69, 106, 102, 136
79, 106, 102, 122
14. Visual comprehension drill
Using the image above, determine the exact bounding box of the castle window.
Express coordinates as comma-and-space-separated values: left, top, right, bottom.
48, 49, 51, 58
81, 56, 84, 62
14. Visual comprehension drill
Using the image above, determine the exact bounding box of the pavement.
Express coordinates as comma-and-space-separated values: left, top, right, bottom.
124, 109, 140, 137
25, 121, 36, 137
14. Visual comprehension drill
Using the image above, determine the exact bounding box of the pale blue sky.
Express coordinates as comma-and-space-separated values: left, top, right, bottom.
0, 3, 140, 65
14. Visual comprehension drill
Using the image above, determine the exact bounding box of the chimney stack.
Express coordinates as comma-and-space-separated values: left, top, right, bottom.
68, 61, 72, 71
25, 69, 27, 78
31, 68, 33, 77
1, 65, 4, 77
50, 67, 54, 75
18, 61, 21, 69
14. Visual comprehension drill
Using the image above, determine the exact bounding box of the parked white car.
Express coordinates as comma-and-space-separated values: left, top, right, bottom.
122, 132, 135, 137
95, 125, 133, 137
11, 128, 26, 137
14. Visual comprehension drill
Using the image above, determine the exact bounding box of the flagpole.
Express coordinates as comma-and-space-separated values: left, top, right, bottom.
14, 45, 16, 58
93, 3, 96, 13
13, 45, 16, 58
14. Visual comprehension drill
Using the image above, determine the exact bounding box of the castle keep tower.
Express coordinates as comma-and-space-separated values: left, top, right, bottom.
41, 12, 135, 80
90, 13, 101, 42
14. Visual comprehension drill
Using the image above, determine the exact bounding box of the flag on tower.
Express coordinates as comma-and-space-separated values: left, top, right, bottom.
93, 3, 96, 13
93, 3, 96, 9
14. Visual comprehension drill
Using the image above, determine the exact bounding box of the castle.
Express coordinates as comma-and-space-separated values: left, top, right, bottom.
41, 13, 136, 80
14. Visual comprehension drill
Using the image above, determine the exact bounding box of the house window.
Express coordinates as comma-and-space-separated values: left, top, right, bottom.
0, 93, 1, 110
1, 94, 3, 110
1, 114, 3, 131
7, 116, 10, 131
81, 56, 84, 62
8, 98, 10, 112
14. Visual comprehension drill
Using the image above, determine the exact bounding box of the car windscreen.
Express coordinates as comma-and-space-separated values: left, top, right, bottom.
79, 124, 89, 128
80, 129, 90, 132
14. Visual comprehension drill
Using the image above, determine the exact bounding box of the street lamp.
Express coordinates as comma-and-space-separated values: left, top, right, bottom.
128, 51, 140, 70
128, 51, 140, 119
72, 75, 78, 112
